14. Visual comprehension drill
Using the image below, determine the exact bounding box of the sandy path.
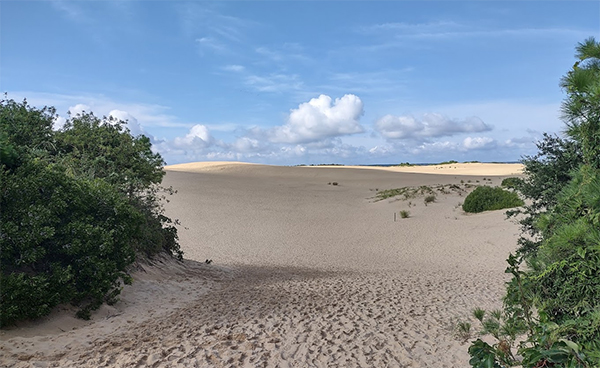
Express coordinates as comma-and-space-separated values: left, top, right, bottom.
1, 163, 522, 367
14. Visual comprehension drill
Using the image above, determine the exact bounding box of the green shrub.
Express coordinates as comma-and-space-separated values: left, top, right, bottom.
0, 98, 181, 326
462, 186, 523, 213
501, 177, 522, 189
424, 195, 436, 204
399, 210, 410, 218
468, 38, 600, 367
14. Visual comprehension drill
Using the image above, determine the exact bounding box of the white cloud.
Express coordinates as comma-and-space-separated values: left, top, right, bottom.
68, 103, 91, 116
232, 137, 267, 153
222, 64, 245, 72
255, 44, 311, 64
245, 73, 304, 93
462, 136, 496, 150
196, 37, 227, 53
375, 113, 492, 140
108, 110, 145, 136
173, 124, 213, 148
51, 1, 87, 22
53, 116, 67, 130
269, 94, 365, 144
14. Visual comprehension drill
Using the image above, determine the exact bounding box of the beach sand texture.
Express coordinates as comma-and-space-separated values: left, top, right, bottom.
1, 162, 523, 367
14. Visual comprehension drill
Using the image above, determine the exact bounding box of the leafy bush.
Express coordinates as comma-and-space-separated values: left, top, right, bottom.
399, 210, 410, 218
0, 98, 181, 326
501, 177, 522, 189
467, 37, 600, 368
424, 195, 436, 204
462, 186, 523, 213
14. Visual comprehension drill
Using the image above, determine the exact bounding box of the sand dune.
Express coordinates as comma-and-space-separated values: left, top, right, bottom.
1, 162, 522, 367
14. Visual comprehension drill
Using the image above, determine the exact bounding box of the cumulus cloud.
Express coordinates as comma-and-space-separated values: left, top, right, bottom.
68, 103, 91, 116
269, 94, 365, 144
462, 136, 496, 150
53, 116, 67, 130
375, 113, 492, 140
231, 137, 267, 153
108, 109, 145, 136
173, 124, 213, 148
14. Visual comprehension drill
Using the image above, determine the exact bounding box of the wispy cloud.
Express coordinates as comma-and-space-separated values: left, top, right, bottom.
320, 69, 413, 94
355, 21, 593, 52
178, 3, 257, 55
196, 37, 229, 54
51, 0, 87, 22
255, 43, 312, 65
222, 64, 246, 72
11, 91, 192, 130
244, 73, 304, 93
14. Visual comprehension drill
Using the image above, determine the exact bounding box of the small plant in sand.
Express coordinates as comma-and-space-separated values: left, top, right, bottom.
455, 321, 473, 342
424, 195, 436, 205
399, 210, 410, 218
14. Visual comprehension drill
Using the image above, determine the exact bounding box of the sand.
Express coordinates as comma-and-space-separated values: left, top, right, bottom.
0, 162, 524, 367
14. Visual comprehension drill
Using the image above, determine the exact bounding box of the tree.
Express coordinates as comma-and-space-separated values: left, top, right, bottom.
469, 37, 600, 367
1, 98, 181, 325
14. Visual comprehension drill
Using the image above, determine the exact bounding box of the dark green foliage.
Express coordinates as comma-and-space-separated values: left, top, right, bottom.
462, 186, 523, 213
56, 114, 165, 195
500, 177, 522, 189
0, 98, 181, 326
437, 160, 458, 165
507, 133, 583, 256
469, 339, 502, 368
468, 38, 600, 368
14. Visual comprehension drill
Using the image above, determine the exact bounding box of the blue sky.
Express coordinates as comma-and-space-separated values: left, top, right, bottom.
2, 1, 599, 165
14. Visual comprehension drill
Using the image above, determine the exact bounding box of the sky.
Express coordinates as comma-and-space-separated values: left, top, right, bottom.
2, 1, 600, 165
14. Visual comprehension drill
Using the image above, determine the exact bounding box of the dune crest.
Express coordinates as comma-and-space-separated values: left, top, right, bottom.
165, 161, 524, 176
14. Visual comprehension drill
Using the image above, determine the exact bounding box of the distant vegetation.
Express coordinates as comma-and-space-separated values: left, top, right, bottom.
461, 186, 523, 213
0, 98, 181, 325
393, 162, 414, 167
437, 160, 459, 165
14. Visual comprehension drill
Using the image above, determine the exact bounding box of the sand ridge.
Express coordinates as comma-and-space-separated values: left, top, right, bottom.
164, 161, 524, 176
1, 163, 522, 367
